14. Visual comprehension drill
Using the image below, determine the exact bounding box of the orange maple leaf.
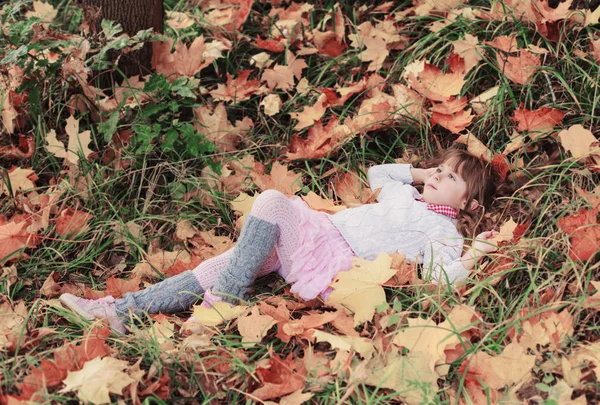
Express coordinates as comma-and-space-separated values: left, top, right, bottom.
55, 208, 92, 237
209, 70, 263, 103
151, 36, 226, 78
496, 50, 541, 85
250, 162, 304, 196
557, 207, 600, 261
261, 64, 296, 90
285, 116, 350, 160
407, 62, 466, 102
289, 93, 328, 130
511, 105, 565, 132
0, 221, 36, 262
431, 109, 474, 134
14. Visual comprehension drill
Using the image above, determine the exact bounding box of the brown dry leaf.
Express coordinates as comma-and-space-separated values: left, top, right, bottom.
463, 341, 536, 390
0, 167, 37, 196
583, 281, 600, 309
496, 50, 541, 85
203, 0, 253, 33
300, 192, 346, 214
430, 96, 468, 115
174, 219, 198, 241
558, 124, 599, 160
470, 86, 500, 115
391, 84, 426, 123
55, 208, 92, 238
264, 389, 313, 405
193, 103, 254, 152
546, 380, 587, 405
165, 11, 195, 30
132, 248, 191, 279
455, 132, 493, 161
557, 206, 600, 261
261, 64, 296, 90
485, 35, 519, 53
344, 98, 393, 135
535, 0, 573, 22
331, 169, 375, 207
151, 36, 228, 78
452, 34, 482, 72
493, 218, 518, 245
414, 0, 466, 16
285, 116, 352, 161
261, 93, 282, 116
251, 352, 307, 401
60, 356, 136, 404
327, 253, 396, 326
515, 309, 574, 353
25, 1, 58, 22
237, 306, 276, 347
289, 93, 328, 130
250, 162, 304, 196
210, 70, 263, 103
0, 300, 28, 351
359, 35, 389, 71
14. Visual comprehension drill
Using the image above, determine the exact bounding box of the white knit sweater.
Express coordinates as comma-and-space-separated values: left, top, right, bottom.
328, 164, 469, 285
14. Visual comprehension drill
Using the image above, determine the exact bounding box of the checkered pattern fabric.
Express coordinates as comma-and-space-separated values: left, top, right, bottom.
415, 197, 458, 219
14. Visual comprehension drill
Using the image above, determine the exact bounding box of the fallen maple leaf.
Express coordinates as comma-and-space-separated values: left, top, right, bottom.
300, 191, 346, 213
203, 0, 253, 33
0, 221, 36, 262
261, 64, 296, 90
0, 167, 37, 196
496, 50, 541, 85
152, 36, 228, 78
557, 206, 600, 261
558, 124, 599, 160
454, 132, 493, 161
237, 306, 276, 347
452, 34, 483, 72
359, 35, 389, 71
231, 192, 258, 229
251, 352, 307, 401
285, 116, 351, 161
431, 108, 474, 134
55, 208, 92, 238
60, 357, 136, 405
193, 103, 254, 152
191, 301, 246, 327
250, 162, 304, 196
511, 105, 565, 132
210, 70, 263, 103
289, 93, 328, 130
327, 253, 396, 326
260, 93, 282, 116
0, 300, 28, 351
165, 11, 195, 30
25, 1, 57, 22
407, 62, 466, 102
470, 86, 500, 115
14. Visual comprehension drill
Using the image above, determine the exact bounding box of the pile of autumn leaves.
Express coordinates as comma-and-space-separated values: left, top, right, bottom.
3, 0, 600, 403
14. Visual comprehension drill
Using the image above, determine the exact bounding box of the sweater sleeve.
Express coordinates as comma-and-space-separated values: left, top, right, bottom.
421, 234, 470, 285
367, 164, 415, 202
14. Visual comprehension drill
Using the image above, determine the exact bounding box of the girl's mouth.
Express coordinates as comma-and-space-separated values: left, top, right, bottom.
428, 184, 437, 190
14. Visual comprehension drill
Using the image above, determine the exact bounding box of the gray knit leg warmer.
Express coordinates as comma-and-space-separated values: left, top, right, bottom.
114, 270, 204, 321
212, 215, 279, 304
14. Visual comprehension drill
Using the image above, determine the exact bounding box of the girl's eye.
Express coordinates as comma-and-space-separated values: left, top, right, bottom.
436, 168, 442, 172
450, 174, 455, 181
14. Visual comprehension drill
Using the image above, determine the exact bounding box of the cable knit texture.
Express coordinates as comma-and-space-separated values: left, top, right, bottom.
114, 270, 203, 321
328, 164, 470, 284
211, 213, 279, 303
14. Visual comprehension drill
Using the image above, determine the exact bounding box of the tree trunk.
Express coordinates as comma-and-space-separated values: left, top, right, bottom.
81, 0, 163, 85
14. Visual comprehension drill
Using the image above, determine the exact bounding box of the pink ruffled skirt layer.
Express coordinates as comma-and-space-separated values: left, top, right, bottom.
279, 196, 355, 301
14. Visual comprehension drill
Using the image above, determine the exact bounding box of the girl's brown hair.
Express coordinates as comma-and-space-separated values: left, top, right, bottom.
425, 147, 500, 238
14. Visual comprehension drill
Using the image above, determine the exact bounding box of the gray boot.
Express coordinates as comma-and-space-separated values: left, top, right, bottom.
114, 270, 203, 321
212, 215, 279, 303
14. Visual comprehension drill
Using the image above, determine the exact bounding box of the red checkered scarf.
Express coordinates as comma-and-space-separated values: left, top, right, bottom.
415, 197, 458, 219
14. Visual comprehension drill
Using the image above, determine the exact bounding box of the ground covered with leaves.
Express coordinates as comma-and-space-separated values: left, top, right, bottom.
2, 0, 600, 403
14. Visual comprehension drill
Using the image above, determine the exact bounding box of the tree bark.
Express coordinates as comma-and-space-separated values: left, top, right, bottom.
81, 0, 163, 84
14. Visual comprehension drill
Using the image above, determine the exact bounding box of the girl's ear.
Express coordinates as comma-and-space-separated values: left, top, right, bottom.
468, 199, 480, 211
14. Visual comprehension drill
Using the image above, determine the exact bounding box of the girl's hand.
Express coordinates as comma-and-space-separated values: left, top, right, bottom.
472, 231, 500, 255
411, 167, 437, 184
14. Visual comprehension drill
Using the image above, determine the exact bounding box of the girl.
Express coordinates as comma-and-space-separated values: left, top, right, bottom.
60, 148, 500, 334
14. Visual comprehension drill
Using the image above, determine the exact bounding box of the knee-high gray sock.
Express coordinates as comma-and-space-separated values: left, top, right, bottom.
212, 215, 279, 304
114, 270, 204, 321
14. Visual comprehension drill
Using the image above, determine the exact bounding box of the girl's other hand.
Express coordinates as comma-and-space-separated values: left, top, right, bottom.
473, 230, 499, 254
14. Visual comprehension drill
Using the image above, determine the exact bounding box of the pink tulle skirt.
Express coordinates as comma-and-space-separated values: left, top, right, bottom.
279, 196, 355, 301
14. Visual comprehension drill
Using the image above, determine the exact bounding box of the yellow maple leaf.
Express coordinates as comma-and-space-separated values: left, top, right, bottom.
193, 103, 253, 152
360, 35, 389, 72
64, 116, 94, 164
558, 124, 600, 160
60, 357, 136, 405
191, 301, 246, 327
362, 351, 438, 405
0, 167, 37, 196
454, 131, 493, 161
25, 1, 58, 22
289, 93, 327, 130
326, 252, 396, 326
261, 64, 295, 90
310, 329, 374, 359
250, 162, 304, 196
230, 192, 258, 229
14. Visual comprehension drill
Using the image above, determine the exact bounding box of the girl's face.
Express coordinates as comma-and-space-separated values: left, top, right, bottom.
422, 158, 469, 210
